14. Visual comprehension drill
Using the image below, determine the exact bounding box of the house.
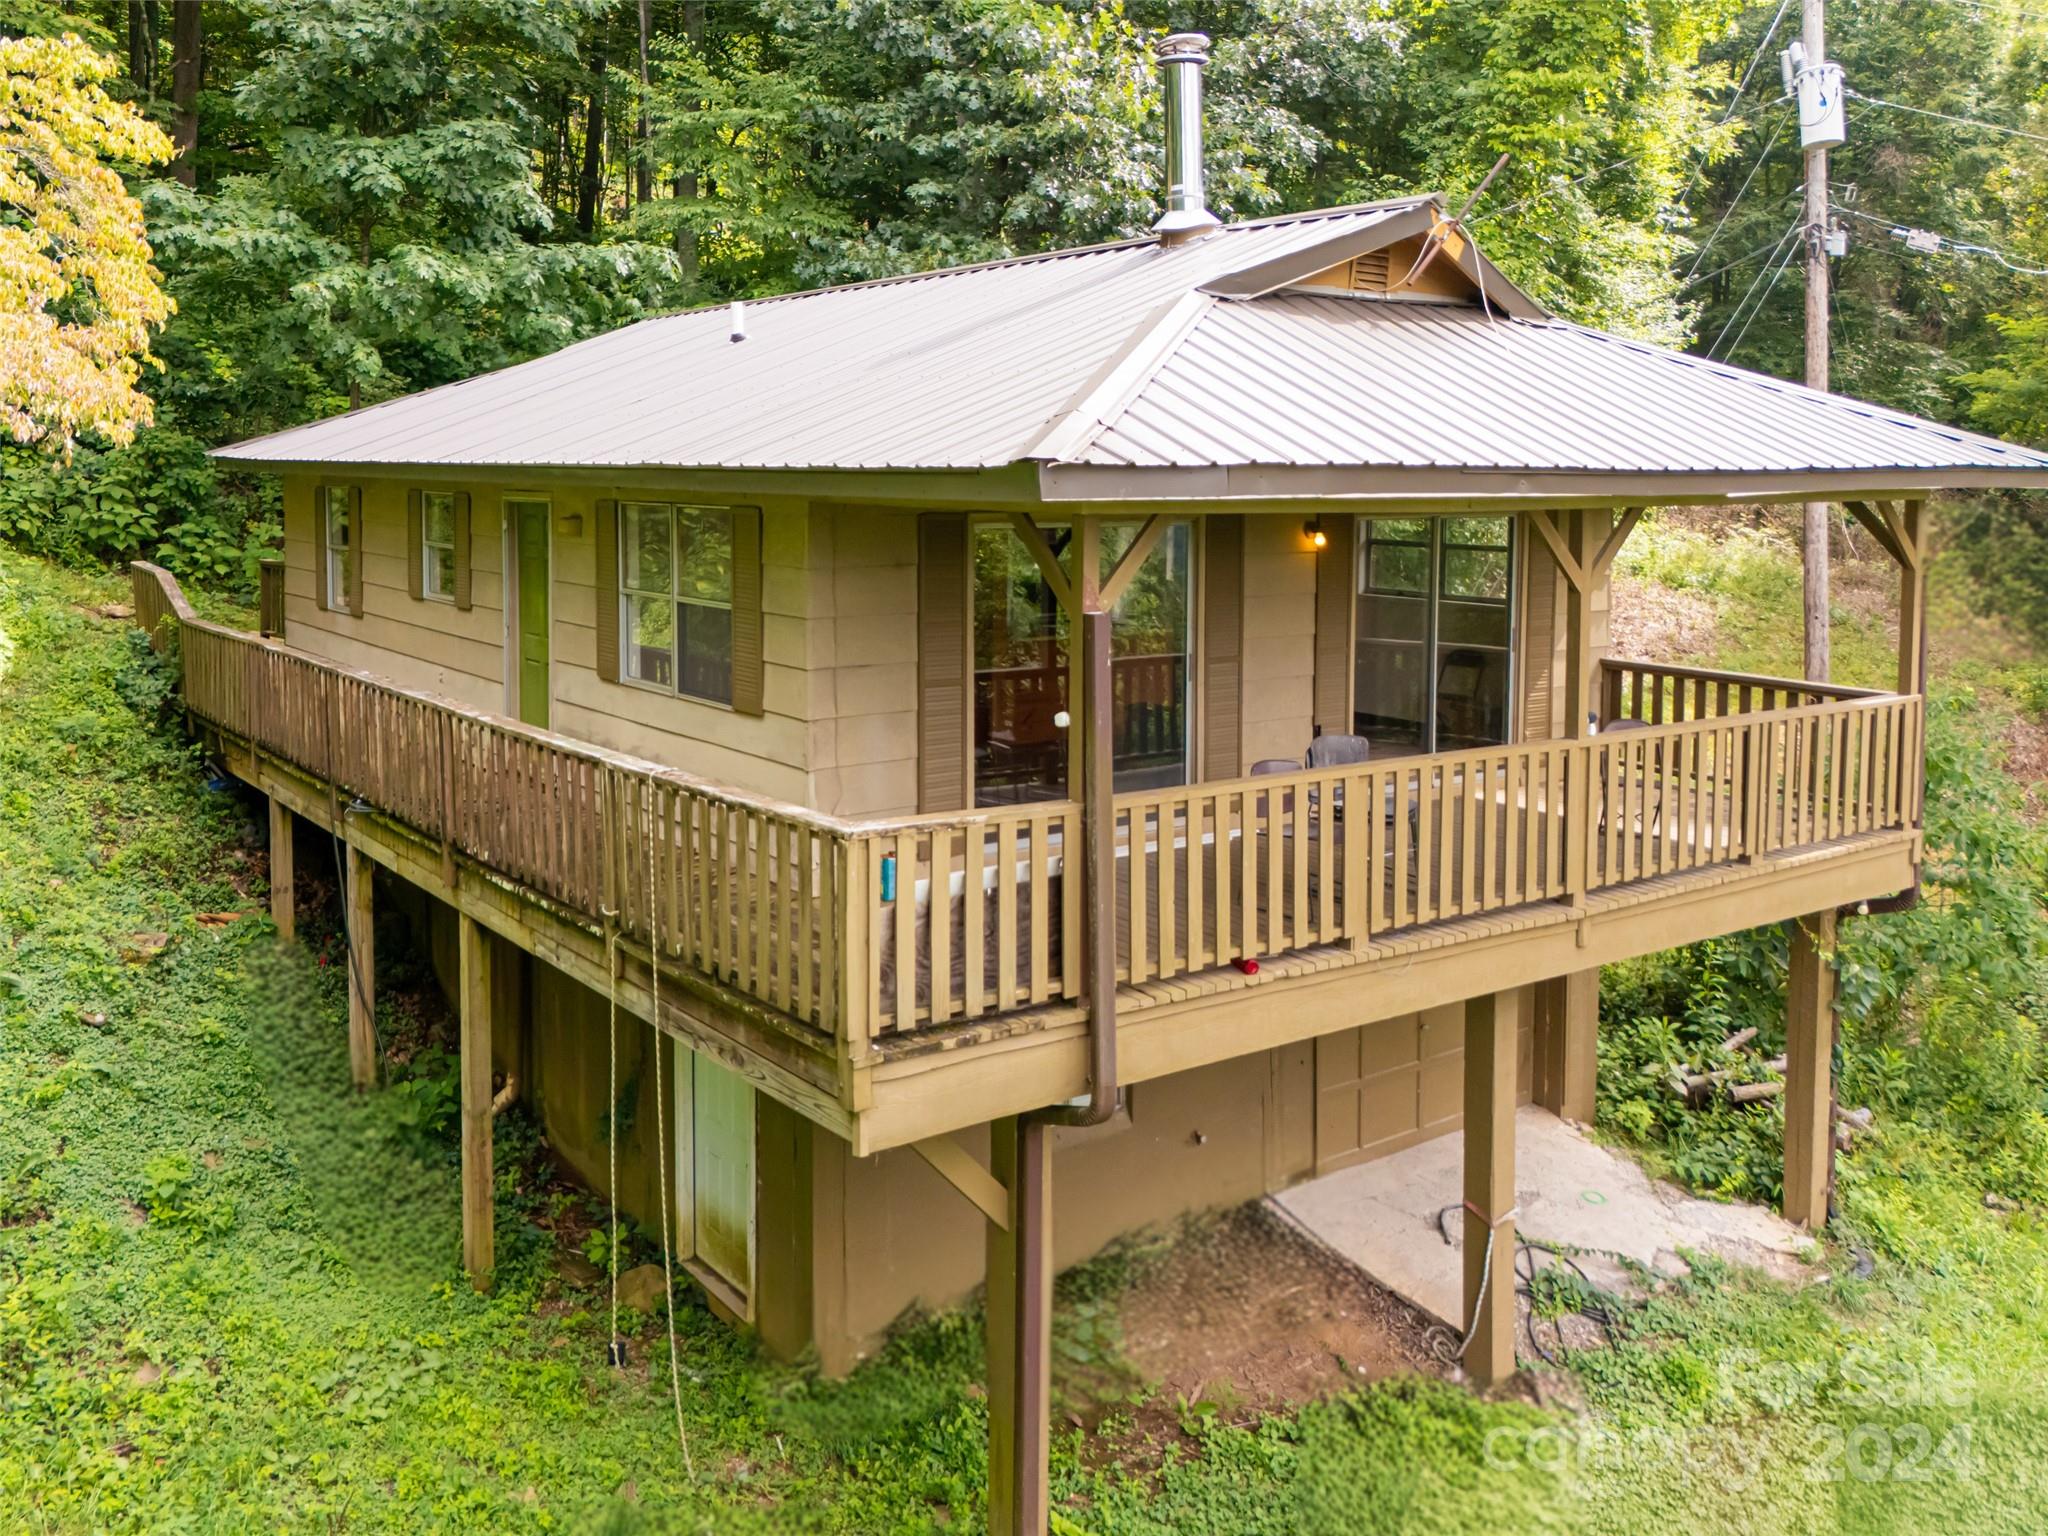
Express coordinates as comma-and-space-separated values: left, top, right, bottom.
127, 34, 2048, 1536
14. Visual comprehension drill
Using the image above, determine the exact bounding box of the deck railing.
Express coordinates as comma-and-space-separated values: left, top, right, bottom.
133, 562, 1923, 1068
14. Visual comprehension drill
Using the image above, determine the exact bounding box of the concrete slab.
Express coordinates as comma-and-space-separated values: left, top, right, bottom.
1272, 1106, 1821, 1328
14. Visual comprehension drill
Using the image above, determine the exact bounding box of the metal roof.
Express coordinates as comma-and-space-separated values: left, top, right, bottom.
216, 195, 2048, 496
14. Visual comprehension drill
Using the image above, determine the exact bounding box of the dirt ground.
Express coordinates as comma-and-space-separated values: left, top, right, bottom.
1112, 1202, 1442, 1413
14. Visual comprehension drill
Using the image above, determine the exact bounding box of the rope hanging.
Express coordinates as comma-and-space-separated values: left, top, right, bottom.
643, 778, 694, 1480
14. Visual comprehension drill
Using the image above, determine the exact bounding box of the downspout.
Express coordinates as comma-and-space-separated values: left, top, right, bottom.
1036, 607, 1119, 1128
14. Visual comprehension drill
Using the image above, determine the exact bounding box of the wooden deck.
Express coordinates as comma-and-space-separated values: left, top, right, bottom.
131, 565, 1924, 1152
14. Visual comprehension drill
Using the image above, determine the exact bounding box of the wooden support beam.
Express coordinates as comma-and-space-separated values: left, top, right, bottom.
1097, 513, 1166, 611
1527, 509, 1587, 591
1007, 512, 1074, 617
459, 911, 496, 1288
344, 840, 376, 1091
1896, 501, 1927, 699
1783, 909, 1838, 1230
911, 1133, 1009, 1230
1462, 988, 1519, 1388
1842, 500, 1909, 571
1591, 506, 1644, 577
1533, 970, 1597, 1124
268, 795, 295, 943
986, 1115, 1052, 1536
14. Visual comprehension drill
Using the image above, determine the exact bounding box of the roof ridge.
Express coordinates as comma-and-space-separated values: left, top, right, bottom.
1016, 290, 1217, 463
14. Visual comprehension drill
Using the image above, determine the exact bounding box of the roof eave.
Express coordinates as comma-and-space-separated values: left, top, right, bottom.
1034, 460, 2048, 507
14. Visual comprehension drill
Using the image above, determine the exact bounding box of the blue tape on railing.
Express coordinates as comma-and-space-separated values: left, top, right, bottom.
880, 855, 896, 903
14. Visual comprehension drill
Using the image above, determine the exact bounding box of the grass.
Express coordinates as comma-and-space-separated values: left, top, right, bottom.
4, 545, 2048, 1531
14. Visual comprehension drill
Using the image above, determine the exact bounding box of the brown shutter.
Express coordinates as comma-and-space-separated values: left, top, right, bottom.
918, 512, 970, 811
729, 505, 765, 716
594, 498, 620, 683
313, 485, 332, 612
1312, 514, 1355, 735
346, 485, 365, 617
1201, 514, 1243, 780
452, 491, 473, 611
406, 488, 424, 600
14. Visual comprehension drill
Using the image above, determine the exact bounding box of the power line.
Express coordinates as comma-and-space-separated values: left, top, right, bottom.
1722, 0, 1798, 124
1472, 95, 1785, 226
1716, 227, 1804, 364
1684, 106, 1794, 281
1925, 0, 2048, 25
1834, 203, 2048, 275
1705, 218, 1803, 358
1845, 87, 2048, 145
1680, 218, 1804, 291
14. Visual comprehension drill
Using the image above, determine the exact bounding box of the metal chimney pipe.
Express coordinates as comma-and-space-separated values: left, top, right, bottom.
1154, 32, 1221, 242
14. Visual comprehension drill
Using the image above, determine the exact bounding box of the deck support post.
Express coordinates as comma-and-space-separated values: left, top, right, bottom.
459, 912, 496, 1288
1462, 988, 1519, 1388
1783, 909, 1838, 1230
985, 1114, 1052, 1536
344, 840, 376, 1090
268, 795, 295, 943
1534, 970, 1597, 1124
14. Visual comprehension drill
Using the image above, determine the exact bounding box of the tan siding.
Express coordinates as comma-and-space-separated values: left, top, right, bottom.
1200, 514, 1244, 779
1239, 515, 1318, 766
917, 512, 969, 813
807, 505, 921, 818
280, 474, 821, 805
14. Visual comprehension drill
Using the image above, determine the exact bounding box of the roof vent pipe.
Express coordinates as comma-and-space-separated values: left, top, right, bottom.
1153, 33, 1221, 243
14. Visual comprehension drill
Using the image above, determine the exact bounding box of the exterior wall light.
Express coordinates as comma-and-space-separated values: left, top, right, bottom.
1304, 519, 1328, 550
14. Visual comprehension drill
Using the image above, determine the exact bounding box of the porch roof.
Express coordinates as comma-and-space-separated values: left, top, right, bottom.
215, 194, 2048, 497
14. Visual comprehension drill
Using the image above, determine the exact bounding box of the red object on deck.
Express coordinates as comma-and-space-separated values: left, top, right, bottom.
1234, 958, 1260, 975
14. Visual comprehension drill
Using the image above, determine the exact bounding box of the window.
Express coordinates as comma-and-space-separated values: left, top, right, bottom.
970, 519, 1192, 805
322, 484, 353, 611
1353, 515, 1515, 755
619, 501, 734, 705
420, 491, 457, 601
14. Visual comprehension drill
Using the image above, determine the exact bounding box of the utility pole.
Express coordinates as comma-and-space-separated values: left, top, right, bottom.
1801, 0, 1831, 683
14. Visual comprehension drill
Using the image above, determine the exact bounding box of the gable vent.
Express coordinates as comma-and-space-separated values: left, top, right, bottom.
1345, 252, 1393, 292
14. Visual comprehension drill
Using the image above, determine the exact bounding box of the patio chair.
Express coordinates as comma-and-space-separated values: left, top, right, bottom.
1597, 716, 1663, 840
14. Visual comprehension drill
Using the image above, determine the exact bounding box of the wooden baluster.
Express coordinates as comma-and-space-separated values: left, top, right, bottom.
997, 818, 1020, 1008
1392, 767, 1412, 928
1291, 778, 1311, 948
1127, 801, 1149, 986
929, 825, 953, 1026
1237, 789, 1257, 963
1187, 795, 1209, 968
1028, 814, 1052, 1005
1161, 796, 1182, 977
892, 828, 917, 1028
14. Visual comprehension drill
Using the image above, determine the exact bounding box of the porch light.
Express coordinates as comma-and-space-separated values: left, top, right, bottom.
1304, 519, 1328, 550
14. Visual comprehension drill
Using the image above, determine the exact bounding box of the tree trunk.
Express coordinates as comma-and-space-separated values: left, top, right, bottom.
576, 44, 607, 235
127, 2, 153, 95
635, 0, 653, 208
170, 0, 202, 188
674, 0, 703, 278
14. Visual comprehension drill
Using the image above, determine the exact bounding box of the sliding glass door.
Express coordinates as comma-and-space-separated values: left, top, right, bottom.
970, 520, 1193, 806
1353, 516, 1514, 756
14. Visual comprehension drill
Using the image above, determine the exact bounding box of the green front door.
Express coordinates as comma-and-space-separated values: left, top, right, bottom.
690, 1054, 754, 1296
510, 499, 550, 728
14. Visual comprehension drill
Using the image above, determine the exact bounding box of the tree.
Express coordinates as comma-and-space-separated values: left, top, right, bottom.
0, 31, 174, 450
140, 0, 680, 433
168, 0, 199, 186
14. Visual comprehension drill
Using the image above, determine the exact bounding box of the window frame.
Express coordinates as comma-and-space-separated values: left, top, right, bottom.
1353, 514, 1517, 755
616, 500, 738, 708
322, 484, 354, 612
419, 489, 458, 604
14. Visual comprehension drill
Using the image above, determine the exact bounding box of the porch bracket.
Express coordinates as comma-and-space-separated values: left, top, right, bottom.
1592, 506, 1645, 577
911, 1133, 1011, 1231
1007, 512, 1075, 616
1527, 509, 1587, 591
1098, 514, 1168, 610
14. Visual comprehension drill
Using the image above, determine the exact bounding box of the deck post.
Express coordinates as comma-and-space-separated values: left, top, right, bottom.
1783, 909, 1838, 1229
1533, 971, 1597, 1124
1462, 988, 1519, 1388
1896, 501, 1926, 699
268, 795, 295, 943
459, 911, 496, 1288
985, 1114, 1052, 1536
344, 840, 376, 1090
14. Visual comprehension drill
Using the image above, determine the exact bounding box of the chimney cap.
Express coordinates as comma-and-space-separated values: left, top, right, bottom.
1155, 31, 1212, 64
